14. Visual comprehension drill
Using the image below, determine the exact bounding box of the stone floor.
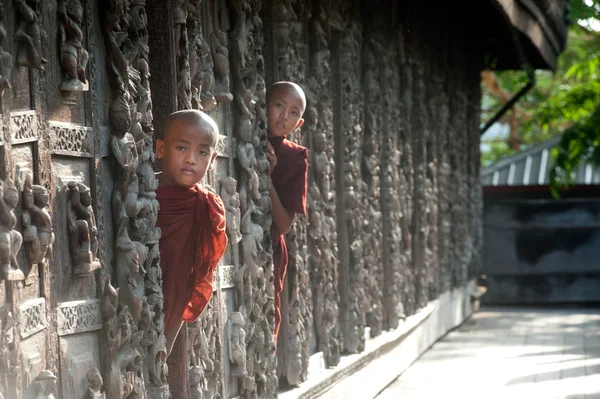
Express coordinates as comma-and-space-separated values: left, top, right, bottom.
376, 306, 600, 399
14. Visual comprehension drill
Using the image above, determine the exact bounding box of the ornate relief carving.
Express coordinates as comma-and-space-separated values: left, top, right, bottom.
58, 0, 89, 91
0, 2, 12, 96
27, 370, 58, 398
0, 306, 16, 398
0, 176, 24, 281
219, 265, 236, 289
362, 36, 384, 337
272, 0, 311, 385
85, 367, 105, 399
102, 0, 168, 395
66, 182, 100, 275
10, 111, 38, 144
18, 298, 46, 339
212, 29, 233, 103
306, 6, 341, 368
220, 177, 242, 245
22, 172, 55, 266
14, 0, 48, 70
187, 297, 222, 399
340, 22, 366, 353
228, 311, 246, 378
381, 37, 406, 328
215, 135, 234, 159
57, 299, 102, 336
230, 0, 277, 396
189, 11, 217, 111
50, 122, 94, 157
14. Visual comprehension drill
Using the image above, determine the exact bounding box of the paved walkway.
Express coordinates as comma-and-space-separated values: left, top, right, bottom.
376, 307, 600, 399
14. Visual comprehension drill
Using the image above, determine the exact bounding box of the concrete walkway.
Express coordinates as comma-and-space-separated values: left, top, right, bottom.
376, 307, 600, 399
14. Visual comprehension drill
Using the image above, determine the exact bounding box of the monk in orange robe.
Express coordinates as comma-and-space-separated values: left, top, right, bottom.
156, 109, 228, 355
266, 81, 309, 342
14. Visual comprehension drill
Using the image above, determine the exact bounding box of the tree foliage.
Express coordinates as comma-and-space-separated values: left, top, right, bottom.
481, 0, 600, 194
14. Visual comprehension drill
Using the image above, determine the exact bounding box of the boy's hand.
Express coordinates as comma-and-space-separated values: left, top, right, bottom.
267, 142, 277, 175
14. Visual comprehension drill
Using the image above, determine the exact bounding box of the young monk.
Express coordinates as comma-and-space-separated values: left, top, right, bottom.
155, 109, 228, 355
266, 81, 309, 342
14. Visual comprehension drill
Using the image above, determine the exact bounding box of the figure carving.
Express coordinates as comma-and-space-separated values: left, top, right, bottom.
0, 178, 24, 281
66, 182, 100, 275
220, 177, 242, 244
305, 10, 342, 368
14, 0, 48, 70
102, 0, 169, 395
22, 173, 55, 266
85, 368, 105, 399
228, 311, 247, 378
211, 29, 233, 102
58, 0, 89, 91
28, 370, 57, 399
193, 34, 217, 110
0, 2, 12, 95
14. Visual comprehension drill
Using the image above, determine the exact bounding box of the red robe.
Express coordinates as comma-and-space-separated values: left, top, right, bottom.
269, 136, 308, 341
156, 183, 228, 333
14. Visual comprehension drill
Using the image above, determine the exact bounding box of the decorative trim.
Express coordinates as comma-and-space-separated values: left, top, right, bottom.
18, 298, 47, 339
216, 136, 234, 159
49, 121, 94, 157
10, 111, 38, 144
219, 265, 236, 290
57, 299, 102, 336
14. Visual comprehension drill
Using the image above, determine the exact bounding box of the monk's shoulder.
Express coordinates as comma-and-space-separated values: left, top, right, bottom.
281, 138, 308, 160
197, 184, 226, 216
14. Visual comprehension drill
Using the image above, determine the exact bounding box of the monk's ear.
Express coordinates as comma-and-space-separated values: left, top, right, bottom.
156, 139, 165, 160
208, 150, 218, 171
295, 118, 304, 130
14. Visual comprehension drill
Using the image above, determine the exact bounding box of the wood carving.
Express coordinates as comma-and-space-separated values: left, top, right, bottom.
0, 178, 24, 281
380, 36, 406, 328
305, 5, 341, 368
58, 0, 89, 91
28, 370, 58, 398
14, 0, 48, 70
272, 0, 312, 385
101, 0, 168, 396
85, 367, 105, 399
0, 307, 15, 398
340, 22, 367, 353
212, 29, 233, 103
22, 173, 55, 266
0, 1, 11, 95
66, 182, 100, 276
362, 36, 384, 337
230, 0, 277, 396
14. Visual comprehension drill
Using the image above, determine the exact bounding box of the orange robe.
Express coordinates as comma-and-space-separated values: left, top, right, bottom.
156, 183, 228, 332
269, 136, 308, 341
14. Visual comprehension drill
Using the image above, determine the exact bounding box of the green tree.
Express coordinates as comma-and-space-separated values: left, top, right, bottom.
481, 0, 600, 187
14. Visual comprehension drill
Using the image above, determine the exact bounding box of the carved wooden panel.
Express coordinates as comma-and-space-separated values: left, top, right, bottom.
305, 2, 342, 369
229, 0, 278, 396
101, 0, 169, 396
0, 1, 488, 397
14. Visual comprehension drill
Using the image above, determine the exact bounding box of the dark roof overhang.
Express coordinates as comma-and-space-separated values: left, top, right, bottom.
481, 0, 570, 71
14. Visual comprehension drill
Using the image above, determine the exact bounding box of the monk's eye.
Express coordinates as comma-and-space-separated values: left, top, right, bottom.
199, 150, 209, 156
176, 145, 186, 151
292, 110, 298, 116
275, 102, 282, 108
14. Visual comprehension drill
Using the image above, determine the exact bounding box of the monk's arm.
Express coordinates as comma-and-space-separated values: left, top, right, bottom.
270, 181, 294, 235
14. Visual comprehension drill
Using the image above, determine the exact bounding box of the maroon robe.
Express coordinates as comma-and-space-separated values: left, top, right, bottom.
156, 183, 228, 333
269, 135, 308, 341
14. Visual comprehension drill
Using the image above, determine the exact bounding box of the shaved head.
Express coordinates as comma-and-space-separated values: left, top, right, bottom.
163, 109, 219, 148
267, 81, 307, 115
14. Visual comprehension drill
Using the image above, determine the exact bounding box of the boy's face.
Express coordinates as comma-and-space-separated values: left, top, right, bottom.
156, 121, 217, 188
267, 87, 305, 138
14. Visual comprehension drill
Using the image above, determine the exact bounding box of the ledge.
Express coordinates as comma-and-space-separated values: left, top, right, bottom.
278, 279, 478, 399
